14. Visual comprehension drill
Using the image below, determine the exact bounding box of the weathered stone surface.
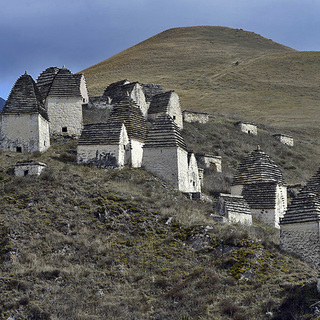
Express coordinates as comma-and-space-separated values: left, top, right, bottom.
235, 121, 257, 135
183, 110, 209, 124
196, 153, 222, 172
14, 161, 47, 177
216, 193, 252, 225
273, 134, 294, 147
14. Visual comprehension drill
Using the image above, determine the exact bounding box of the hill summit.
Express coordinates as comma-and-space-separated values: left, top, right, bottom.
81, 26, 320, 131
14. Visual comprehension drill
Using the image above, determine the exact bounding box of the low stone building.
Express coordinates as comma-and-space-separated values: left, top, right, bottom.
196, 153, 222, 172
37, 66, 88, 137
182, 110, 209, 124
148, 91, 183, 129
109, 97, 148, 168
235, 121, 257, 135
77, 122, 130, 168
14, 161, 47, 177
231, 147, 287, 228
0, 72, 50, 153
273, 134, 294, 147
142, 114, 200, 195
216, 194, 252, 225
280, 169, 320, 269
103, 80, 149, 119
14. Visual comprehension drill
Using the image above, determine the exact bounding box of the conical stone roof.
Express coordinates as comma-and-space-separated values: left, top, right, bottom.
143, 114, 187, 150
2, 73, 49, 120
36, 67, 60, 99
232, 147, 285, 185
109, 97, 147, 141
148, 91, 175, 114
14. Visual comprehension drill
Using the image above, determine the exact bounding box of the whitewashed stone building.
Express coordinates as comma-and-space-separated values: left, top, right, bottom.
77, 122, 130, 168
280, 170, 320, 268
37, 66, 88, 137
103, 80, 149, 119
183, 110, 209, 124
148, 91, 183, 129
0, 72, 50, 153
273, 134, 294, 147
14, 161, 47, 177
188, 152, 201, 197
142, 114, 200, 196
108, 97, 148, 168
231, 147, 287, 228
235, 121, 257, 135
216, 194, 252, 225
196, 153, 222, 172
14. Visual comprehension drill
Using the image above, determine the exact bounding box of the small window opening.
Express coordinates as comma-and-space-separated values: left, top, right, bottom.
193, 181, 196, 187
173, 115, 176, 120
83, 98, 85, 103
16, 147, 22, 153
62, 127, 68, 133
24, 170, 29, 176
44, 141, 46, 146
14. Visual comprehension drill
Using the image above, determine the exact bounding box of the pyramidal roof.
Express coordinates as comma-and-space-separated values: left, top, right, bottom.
2, 72, 49, 120
281, 170, 320, 224
141, 83, 164, 102
78, 121, 125, 145
148, 91, 176, 114
143, 114, 187, 150
36, 67, 60, 99
109, 97, 148, 141
102, 80, 134, 102
218, 194, 252, 216
232, 147, 285, 185
37, 66, 82, 98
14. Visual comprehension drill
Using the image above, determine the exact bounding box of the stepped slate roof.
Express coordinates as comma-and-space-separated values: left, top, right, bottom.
141, 83, 164, 102
281, 170, 320, 224
217, 193, 251, 216
232, 147, 285, 185
78, 122, 125, 145
2, 73, 49, 120
109, 97, 148, 141
242, 182, 277, 209
143, 114, 187, 150
37, 66, 82, 99
36, 67, 60, 99
102, 80, 135, 102
148, 91, 176, 114
48, 68, 81, 97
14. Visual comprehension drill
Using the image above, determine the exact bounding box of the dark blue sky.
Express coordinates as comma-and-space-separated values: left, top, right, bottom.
1, 0, 320, 99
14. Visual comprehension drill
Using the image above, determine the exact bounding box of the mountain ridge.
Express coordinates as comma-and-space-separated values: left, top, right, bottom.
81, 26, 320, 130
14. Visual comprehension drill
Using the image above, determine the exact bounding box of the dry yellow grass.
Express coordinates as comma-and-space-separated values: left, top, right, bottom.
81, 26, 320, 132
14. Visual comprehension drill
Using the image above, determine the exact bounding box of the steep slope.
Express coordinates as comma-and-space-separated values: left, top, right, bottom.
0, 141, 318, 320
81, 26, 320, 130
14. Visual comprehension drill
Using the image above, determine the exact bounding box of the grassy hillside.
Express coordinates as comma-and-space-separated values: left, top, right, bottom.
0, 140, 319, 320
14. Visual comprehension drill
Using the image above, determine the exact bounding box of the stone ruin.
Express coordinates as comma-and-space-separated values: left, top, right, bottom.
273, 134, 294, 147
196, 153, 222, 172
235, 121, 257, 135
14, 161, 47, 177
182, 110, 210, 124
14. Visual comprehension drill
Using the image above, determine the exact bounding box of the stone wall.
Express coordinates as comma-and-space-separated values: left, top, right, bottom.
79, 75, 89, 104
196, 154, 222, 172
227, 210, 252, 225
0, 114, 50, 153
273, 134, 294, 147
183, 111, 209, 124
275, 184, 287, 228
130, 139, 144, 168
46, 96, 83, 137
143, 146, 189, 191
237, 122, 257, 135
230, 185, 244, 196
130, 84, 149, 119
188, 153, 201, 193
15, 162, 47, 177
280, 221, 320, 269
